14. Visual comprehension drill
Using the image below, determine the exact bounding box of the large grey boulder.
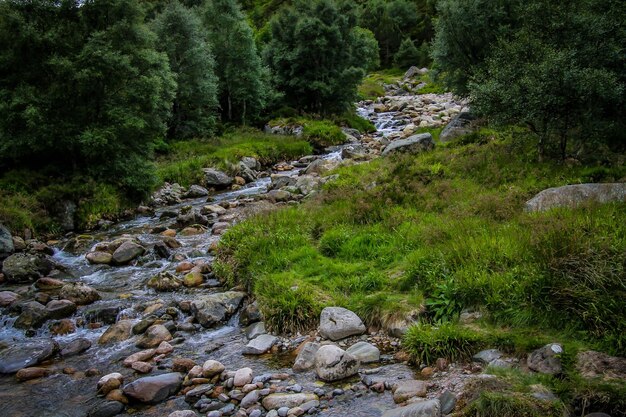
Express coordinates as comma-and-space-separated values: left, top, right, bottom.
203, 168, 233, 188
183, 185, 209, 199
382, 399, 441, 417
346, 341, 380, 364
123, 372, 182, 404
525, 183, 626, 212
0, 223, 14, 259
440, 111, 477, 143
293, 342, 320, 372
190, 291, 246, 328
381, 133, 435, 156
319, 307, 366, 341
527, 343, 563, 375
0, 338, 58, 373
314, 345, 360, 382
2, 252, 57, 283
111, 240, 145, 265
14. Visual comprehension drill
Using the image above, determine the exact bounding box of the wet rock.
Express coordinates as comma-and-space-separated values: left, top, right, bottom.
0, 290, 18, 307
86, 251, 113, 265
123, 349, 157, 367
88, 401, 125, 417
123, 372, 183, 404
183, 185, 209, 199
0, 223, 14, 259
59, 282, 101, 305
49, 318, 76, 335
202, 360, 225, 378
148, 271, 182, 292
46, 299, 77, 319
14, 301, 49, 329
293, 342, 320, 372
245, 322, 266, 340
341, 144, 368, 160
203, 168, 233, 189
190, 291, 246, 328
0, 338, 57, 373
180, 226, 206, 236
183, 269, 204, 287
346, 341, 380, 364
60, 337, 92, 357
576, 350, 626, 381
83, 305, 124, 325
201, 204, 227, 215
152, 182, 185, 206
319, 307, 366, 341
156, 341, 174, 355
243, 334, 278, 355
262, 393, 318, 410
234, 367, 253, 387
132, 361, 154, 374
2, 252, 57, 283
383, 399, 441, 417
381, 133, 435, 157
240, 389, 260, 408
392, 380, 427, 403
136, 324, 173, 348
16, 366, 50, 381
472, 349, 502, 365
169, 411, 197, 417
172, 358, 197, 373
314, 345, 360, 382
303, 159, 339, 176
527, 343, 563, 375
439, 390, 456, 414
111, 241, 145, 265
439, 111, 477, 143
239, 300, 262, 326
99, 320, 134, 345
105, 389, 128, 404
154, 242, 171, 259
34, 277, 65, 292
526, 183, 626, 212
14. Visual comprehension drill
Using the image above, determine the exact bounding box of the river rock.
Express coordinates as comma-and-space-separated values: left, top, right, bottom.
136, 324, 172, 348
240, 301, 262, 326
88, 400, 125, 417
183, 269, 204, 287
59, 283, 101, 305
0, 291, 18, 307
527, 343, 563, 375
439, 390, 456, 414
132, 361, 154, 374
14, 301, 49, 329
123, 372, 182, 404
0, 223, 14, 259
2, 252, 57, 283
35, 277, 65, 292
382, 133, 435, 157
201, 204, 227, 215
190, 291, 246, 328
383, 399, 441, 417
99, 320, 134, 344
439, 111, 477, 143
392, 380, 427, 403
314, 345, 360, 382
262, 393, 318, 410
202, 360, 225, 378
86, 251, 113, 265
318, 307, 366, 341
576, 350, 626, 381
16, 366, 50, 381
245, 322, 266, 340
525, 183, 626, 212
123, 349, 156, 367
473, 349, 502, 365
293, 342, 320, 372
111, 241, 145, 265
183, 185, 209, 198
169, 411, 197, 417
46, 299, 77, 319
148, 271, 182, 292
60, 338, 92, 357
243, 334, 278, 355
0, 338, 57, 373
240, 389, 260, 408
203, 168, 233, 188
234, 367, 253, 387
346, 341, 380, 363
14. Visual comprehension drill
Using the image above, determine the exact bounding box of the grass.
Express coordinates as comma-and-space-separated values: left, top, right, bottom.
216, 127, 626, 355
358, 69, 404, 100
156, 127, 312, 186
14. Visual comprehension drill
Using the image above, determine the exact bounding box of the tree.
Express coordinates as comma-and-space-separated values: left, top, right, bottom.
265, 0, 377, 114
153, 0, 218, 139
394, 37, 429, 69
203, 0, 268, 125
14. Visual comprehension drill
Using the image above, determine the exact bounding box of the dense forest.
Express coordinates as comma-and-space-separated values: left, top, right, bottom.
0, 1, 625, 417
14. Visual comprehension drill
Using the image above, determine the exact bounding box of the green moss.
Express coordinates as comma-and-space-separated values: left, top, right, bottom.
302, 120, 346, 148
358, 69, 404, 100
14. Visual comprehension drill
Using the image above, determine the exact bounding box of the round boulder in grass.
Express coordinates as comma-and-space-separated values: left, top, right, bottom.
319, 307, 366, 341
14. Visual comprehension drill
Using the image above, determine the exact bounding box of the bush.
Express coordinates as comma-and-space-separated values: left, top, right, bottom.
302, 121, 346, 148
404, 322, 487, 364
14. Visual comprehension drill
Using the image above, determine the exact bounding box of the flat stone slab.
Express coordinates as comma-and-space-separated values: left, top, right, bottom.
0, 339, 57, 373
243, 334, 278, 355
123, 372, 182, 404
346, 341, 380, 364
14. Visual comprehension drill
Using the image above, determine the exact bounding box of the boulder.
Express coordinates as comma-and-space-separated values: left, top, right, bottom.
293, 342, 320, 372
382, 399, 441, 417
262, 393, 318, 410
341, 144, 368, 160
439, 111, 477, 143
472, 349, 502, 365
525, 183, 626, 212
59, 283, 101, 305
527, 343, 563, 375
203, 168, 233, 189
148, 272, 182, 292
576, 350, 626, 381
0, 338, 57, 373
99, 320, 134, 345
87, 401, 125, 417
303, 159, 339, 176
243, 334, 278, 355
123, 372, 182, 404
111, 241, 145, 265
86, 251, 113, 265
381, 133, 435, 157
2, 252, 57, 283
0, 223, 14, 259
319, 307, 366, 341
314, 345, 360, 382
14, 301, 49, 329
392, 380, 428, 403
239, 301, 262, 326
136, 324, 172, 349
439, 391, 456, 414
60, 338, 92, 357
183, 185, 209, 199
0, 291, 19, 307
190, 291, 246, 328
202, 360, 225, 378
234, 367, 253, 387
151, 182, 185, 206
245, 322, 266, 340
35, 277, 65, 292
46, 299, 77, 319
346, 341, 380, 364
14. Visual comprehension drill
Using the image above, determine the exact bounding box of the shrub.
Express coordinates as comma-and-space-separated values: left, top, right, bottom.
302, 120, 346, 148
404, 322, 486, 364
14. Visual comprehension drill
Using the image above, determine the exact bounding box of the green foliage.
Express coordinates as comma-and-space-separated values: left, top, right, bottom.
153, 0, 218, 138
404, 322, 486, 364
0, 190, 49, 234
394, 38, 429, 69
302, 121, 346, 148
464, 391, 564, 417
358, 68, 404, 100
333, 111, 376, 133
265, 0, 376, 114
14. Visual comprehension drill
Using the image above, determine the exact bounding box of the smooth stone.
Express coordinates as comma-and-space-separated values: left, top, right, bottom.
382, 399, 441, 417
190, 291, 246, 328
45, 299, 77, 319
314, 345, 360, 382
526, 183, 626, 212
293, 342, 320, 372
16, 366, 50, 381
60, 337, 92, 357
392, 380, 428, 403
59, 283, 101, 305
14, 301, 49, 329
136, 324, 172, 348
240, 389, 259, 408
346, 341, 380, 363
202, 360, 225, 378
473, 349, 502, 364
123, 372, 182, 404
243, 334, 278, 355
88, 401, 125, 417
111, 241, 145, 265
261, 393, 319, 410
381, 133, 435, 157
233, 367, 253, 387
99, 320, 134, 344
318, 307, 366, 341
86, 251, 113, 265
0, 291, 19, 307
439, 390, 456, 414
245, 322, 266, 340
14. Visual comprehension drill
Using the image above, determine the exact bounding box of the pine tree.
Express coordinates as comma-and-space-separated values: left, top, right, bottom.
394, 38, 429, 69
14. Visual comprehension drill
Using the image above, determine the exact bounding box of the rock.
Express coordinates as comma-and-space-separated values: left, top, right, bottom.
136, 324, 172, 348
262, 393, 319, 410
46, 299, 77, 319
35, 277, 65, 292
240, 389, 260, 408
0, 291, 19, 307
123, 372, 182, 404
381, 133, 435, 157
583, 414, 612, 417
201, 204, 227, 215
132, 361, 154, 374
148, 272, 182, 292
190, 291, 246, 328
303, 159, 339, 176
527, 343, 563, 375
2, 252, 57, 283
576, 350, 626, 381
12, 236, 26, 252
318, 307, 366, 341
346, 341, 380, 364
245, 322, 266, 340
203, 168, 233, 188
0, 338, 57, 373
59, 282, 101, 305
234, 367, 253, 387
111, 241, 145, 265
156, 341, 173, 355
293, 342, 320, 372
123, 349, 157, 367
16, 366, 50, 381
202, 360, 225, 378
86, 251, 113, 265
472, 349, 502, 365
392, 380, 427, 403
243, 334, 278, 355
183, 269, 204, 287
439, 111, 477, 143
439, 391, 456, 414
270, 175, 297, 190
14, 301, 49, 329
525, 183, 626, 212
314, 345, 360, 382
183, 185, 209, 199
341, 144, 367, 160
99, 320, 134, 344
60, 338, 92, 357
172, 358, 196, 373
151, 182, 185, 206
382, 399, 441, 417
88, 401, 125, 417
49, 318, 76, 335
98, 373, 124, 395
0, 223, 14, 259
169, 411, 197, 417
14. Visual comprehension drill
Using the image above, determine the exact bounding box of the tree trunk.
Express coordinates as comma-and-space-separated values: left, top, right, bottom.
242, 99, 246, 126
227, 93, 232, 121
